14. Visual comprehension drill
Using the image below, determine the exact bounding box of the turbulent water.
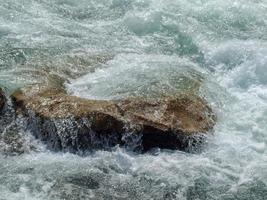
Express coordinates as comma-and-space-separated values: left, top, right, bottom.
1, 0, 267, 199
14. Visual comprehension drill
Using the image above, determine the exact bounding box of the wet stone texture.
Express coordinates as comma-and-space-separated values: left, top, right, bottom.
0, 88, 6, 112
11, 85, 216, 153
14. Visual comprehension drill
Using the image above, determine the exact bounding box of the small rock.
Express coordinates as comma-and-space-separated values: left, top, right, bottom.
0, 88, 6, 112
65, 175, 100, 189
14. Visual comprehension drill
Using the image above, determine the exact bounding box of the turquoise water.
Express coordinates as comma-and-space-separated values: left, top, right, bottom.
0, 0, 267, 199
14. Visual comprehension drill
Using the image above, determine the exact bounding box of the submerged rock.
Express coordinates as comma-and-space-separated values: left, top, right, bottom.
0, 123, 35, 156
0, 88, 6, 112
11, 85, 216, 153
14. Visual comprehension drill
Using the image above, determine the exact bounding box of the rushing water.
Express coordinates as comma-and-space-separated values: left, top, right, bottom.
1, 0, 267, 199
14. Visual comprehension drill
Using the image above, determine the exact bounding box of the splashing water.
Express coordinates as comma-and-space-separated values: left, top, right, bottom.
0, 0, 267, 199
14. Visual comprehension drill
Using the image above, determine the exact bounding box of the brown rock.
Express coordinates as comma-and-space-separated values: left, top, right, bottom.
11, 85, 216, 153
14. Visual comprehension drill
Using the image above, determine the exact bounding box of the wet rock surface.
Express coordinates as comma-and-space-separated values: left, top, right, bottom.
0, 88, 6, 112
0, 89, 12, 134
11, 85, 216, 153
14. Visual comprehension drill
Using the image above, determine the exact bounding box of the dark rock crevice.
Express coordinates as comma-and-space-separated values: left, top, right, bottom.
0, 88, 6, 113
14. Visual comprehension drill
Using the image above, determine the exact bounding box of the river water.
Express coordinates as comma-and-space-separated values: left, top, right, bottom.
0, 0, 267, 199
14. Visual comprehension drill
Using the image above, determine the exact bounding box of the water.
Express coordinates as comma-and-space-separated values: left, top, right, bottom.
0, 0, 267, 199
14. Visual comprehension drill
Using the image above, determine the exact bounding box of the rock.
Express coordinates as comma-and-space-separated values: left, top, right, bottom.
0, 88, 6, 112
11, 85, 216, 153
65, 174, 100, 189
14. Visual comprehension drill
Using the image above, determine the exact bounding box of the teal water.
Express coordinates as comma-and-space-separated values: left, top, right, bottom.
0, 0, 267, 199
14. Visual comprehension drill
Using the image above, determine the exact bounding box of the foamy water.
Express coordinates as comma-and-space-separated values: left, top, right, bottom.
0, 0, 267, 199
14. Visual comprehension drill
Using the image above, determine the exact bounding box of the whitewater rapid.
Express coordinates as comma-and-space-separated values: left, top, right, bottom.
0, 0, 267, 199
